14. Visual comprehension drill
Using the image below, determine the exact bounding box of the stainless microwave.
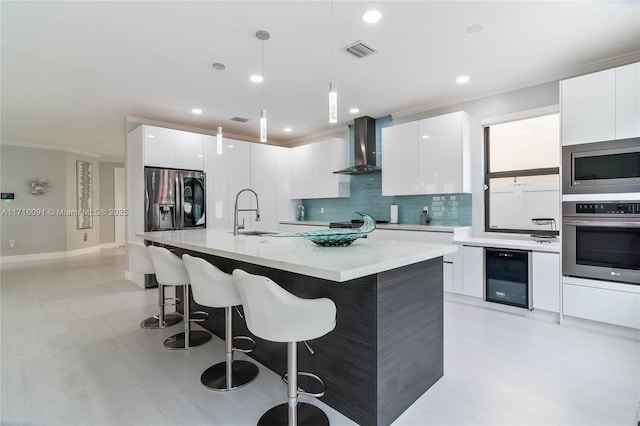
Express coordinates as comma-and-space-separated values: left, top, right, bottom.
562, 137, 640, 194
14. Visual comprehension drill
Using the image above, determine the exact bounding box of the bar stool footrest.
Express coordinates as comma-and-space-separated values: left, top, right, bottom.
163, 297, 180, 307
282, 371, 326, 398
232, 335, 256, 353
190, 310, 209, 323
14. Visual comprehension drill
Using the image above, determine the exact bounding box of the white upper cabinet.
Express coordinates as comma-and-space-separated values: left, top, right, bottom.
312, 138, 350, 199
249, 143, 279, 231
226, 139, 252, 226
290, 138, 350, 199
175, 130, 204, 170
144, 126, 204, 170
144, 125, 176, 168
382, 111, 471, 196
561, 63, 639, 145
418, 112, 470, 194
203, 135, 230, 229
290, 144, 313, 199
615, 62, 640, 139
381, 121, 419, 195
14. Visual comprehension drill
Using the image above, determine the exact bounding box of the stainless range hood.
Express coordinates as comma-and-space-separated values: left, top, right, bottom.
333, 116, 381, 175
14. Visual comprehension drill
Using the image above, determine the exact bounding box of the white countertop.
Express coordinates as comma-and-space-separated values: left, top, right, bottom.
279, 220, 471, 234
137, 229, 457, 282
453, 235, 560, 253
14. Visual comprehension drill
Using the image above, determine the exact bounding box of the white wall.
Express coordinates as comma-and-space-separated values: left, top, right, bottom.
0, 144, 104, 258
0, 145, 67, 255
99, 161, 125, 244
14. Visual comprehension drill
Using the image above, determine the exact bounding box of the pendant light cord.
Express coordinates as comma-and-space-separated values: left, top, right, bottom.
262, 39, 265, 109
331, 0, 334, 80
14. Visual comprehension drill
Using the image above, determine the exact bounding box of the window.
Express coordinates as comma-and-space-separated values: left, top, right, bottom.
484, 113, 560, 234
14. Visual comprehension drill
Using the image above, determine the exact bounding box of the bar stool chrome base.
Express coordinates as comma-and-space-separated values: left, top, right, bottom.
201, 360, 259, 391
258, 403, 329, 426
163, 330, 211, 350
139, 313, 182, 329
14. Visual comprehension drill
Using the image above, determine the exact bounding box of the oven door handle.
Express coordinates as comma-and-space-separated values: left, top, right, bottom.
563, 219, 640, 228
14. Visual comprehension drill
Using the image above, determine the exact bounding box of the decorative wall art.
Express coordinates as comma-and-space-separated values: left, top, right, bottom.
76, 160, 93, 229
29, 178, 52, 195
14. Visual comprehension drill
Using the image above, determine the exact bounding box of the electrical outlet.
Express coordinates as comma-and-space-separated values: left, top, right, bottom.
9, 240, 16, 249
320, 207, 325, 214
83, 233, 88, 242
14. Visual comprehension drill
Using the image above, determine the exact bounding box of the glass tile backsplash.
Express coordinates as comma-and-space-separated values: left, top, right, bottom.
301, 174, 472, 225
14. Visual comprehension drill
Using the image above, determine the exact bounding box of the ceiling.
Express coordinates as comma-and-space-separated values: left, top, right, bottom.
2, 1, 639, 161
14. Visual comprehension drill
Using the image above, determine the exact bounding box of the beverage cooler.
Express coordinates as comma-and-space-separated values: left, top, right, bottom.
485, 248, 532, 310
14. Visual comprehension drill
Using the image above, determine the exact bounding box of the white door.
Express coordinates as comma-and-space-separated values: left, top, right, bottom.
114, 167, 126, 246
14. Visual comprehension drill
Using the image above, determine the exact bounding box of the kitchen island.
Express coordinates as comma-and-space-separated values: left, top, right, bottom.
138, 229, 457, 426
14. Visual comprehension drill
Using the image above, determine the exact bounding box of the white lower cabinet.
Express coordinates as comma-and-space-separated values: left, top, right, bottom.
443, 261, 454, 293
462, 246, 484, 298
366, 229, 456, 290
532, 252, 560, 312
563, 277, 640, 329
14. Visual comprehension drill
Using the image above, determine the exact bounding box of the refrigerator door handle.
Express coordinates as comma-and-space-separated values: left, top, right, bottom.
144, 170, 150, 231
177, 171, 184, 230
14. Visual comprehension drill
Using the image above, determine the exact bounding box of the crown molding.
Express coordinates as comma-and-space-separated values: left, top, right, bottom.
125, 116, 263, 144
0, 140, 102, 158
282, 125, 350, 147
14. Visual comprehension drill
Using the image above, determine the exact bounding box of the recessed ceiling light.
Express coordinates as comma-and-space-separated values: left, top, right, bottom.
284, 128, 292, 133
147, 135, 155, 138
250, 75, 263, 83
456, 76, 470, 84
362, 10, 381, 23
467, 24, 484, 34
192, 108, 203, 114
422, 135, 430, 139
349, 107, 360, 114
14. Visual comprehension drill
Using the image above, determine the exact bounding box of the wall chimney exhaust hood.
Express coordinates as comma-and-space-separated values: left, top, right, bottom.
333, 116, 381, 175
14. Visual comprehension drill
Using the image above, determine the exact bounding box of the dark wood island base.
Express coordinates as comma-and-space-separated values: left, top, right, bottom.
170, 246, 444, 426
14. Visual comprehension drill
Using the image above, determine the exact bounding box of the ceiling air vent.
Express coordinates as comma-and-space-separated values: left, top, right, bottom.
230, 116, 249, 123
344, 40, 377, 58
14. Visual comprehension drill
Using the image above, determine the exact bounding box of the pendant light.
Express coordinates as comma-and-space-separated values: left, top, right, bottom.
256, 30, 270, 142
212, 62, 226, 154
329, 1, 337, 123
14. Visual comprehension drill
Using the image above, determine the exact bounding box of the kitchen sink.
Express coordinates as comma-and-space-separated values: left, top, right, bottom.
234, 230, 280, 237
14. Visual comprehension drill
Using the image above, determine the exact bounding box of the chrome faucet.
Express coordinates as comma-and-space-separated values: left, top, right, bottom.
233, 189, 260, 235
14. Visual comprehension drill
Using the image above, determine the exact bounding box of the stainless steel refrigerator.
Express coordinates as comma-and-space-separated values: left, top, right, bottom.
144, 167, 206, 286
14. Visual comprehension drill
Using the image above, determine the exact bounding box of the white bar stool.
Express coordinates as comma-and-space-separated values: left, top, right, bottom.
127, 241, 181, 329
183, 255, 259, 391
148, 246, 211, 350
233, 269, 336, 426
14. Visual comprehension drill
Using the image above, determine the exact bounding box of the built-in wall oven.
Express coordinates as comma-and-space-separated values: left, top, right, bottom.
562, 137, 640, 194
562, 201, 640, 285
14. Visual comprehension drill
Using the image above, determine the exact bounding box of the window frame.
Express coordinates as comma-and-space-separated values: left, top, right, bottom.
483, 114, 560, 236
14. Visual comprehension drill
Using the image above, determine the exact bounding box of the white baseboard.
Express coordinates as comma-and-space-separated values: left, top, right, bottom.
100, 242, 123, 249
445, 292, 639, 338
0, 246, 101, 264
445, 292, 560, 323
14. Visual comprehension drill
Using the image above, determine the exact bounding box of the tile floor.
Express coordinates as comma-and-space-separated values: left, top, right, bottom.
1, 247, 638, 425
